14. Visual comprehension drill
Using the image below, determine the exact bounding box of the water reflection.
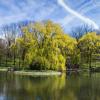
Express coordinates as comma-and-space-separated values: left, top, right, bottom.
0, 72, 100, 100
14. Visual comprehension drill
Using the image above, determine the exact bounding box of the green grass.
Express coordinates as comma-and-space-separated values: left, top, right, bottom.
82, 61, 100, 69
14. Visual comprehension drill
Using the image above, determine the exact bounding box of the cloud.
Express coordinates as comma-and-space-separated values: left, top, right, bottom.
0, 13, 28, 26
0, 0, 100, 33
0, 0, 56, 26
58, 0, 99, 29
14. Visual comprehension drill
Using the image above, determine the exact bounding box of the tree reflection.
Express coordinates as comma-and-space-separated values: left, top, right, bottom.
0, 72, 100, 100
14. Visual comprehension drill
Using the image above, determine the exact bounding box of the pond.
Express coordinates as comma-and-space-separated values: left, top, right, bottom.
0, 72, 100, 100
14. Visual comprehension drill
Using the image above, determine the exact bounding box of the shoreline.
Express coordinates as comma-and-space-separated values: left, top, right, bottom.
0, 67, 99, 76
0, 68, 62, 76
14, 71, 62, 76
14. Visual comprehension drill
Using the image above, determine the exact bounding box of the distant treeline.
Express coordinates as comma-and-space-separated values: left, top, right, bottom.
0, 20, 100, 71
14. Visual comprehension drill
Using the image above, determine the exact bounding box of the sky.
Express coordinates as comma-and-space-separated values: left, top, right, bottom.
0, 0, 100, 33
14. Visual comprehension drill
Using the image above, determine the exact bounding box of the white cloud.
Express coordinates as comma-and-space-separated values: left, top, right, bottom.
0, 13, 27, 26
0, 0, 56, 26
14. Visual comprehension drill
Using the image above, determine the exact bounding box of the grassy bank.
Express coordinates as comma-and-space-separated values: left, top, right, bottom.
0, 67, 62, 76
14, 70, 62, 76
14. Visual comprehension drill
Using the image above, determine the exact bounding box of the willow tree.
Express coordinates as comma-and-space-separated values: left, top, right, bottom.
15, 20, 77, 71
78, 32, 100, 69
16, 27, 37, 69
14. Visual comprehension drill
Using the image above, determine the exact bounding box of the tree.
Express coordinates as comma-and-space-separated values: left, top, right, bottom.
78, 32, 100, 69
15, 20, 77, 71
71, 24, 94, 41
1, 24, 20, 67
16, 27, 36, 69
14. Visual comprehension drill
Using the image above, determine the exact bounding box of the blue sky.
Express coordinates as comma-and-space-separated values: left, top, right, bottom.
0, 0, 100, 33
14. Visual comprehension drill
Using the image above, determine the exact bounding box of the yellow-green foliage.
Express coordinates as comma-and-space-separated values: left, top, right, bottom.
15, 21, 77, 70
79, 32, 100, 53
78, 32, 100, 67
10, 20, 100, 70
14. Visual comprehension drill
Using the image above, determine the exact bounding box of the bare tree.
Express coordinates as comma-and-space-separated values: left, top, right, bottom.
1, 23, 20, 67
71, 24, 94, 41
71, 24, 95, 69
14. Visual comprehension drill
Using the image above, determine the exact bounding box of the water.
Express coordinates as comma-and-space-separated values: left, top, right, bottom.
0, 72, 100, 100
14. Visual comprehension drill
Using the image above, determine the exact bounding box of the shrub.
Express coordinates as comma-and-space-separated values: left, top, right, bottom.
29, 57, 50, 70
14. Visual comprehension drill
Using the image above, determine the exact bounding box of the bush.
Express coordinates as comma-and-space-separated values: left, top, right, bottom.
29, 57, 50, 70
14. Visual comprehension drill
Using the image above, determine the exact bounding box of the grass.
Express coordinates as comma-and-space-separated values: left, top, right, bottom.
14, 70, 62, 76
0, 67, 62, 76
82, 61, 100, 69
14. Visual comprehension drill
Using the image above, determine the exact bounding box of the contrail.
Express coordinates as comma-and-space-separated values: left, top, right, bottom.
58, 0, 99, 29
60, 4, 97, 27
